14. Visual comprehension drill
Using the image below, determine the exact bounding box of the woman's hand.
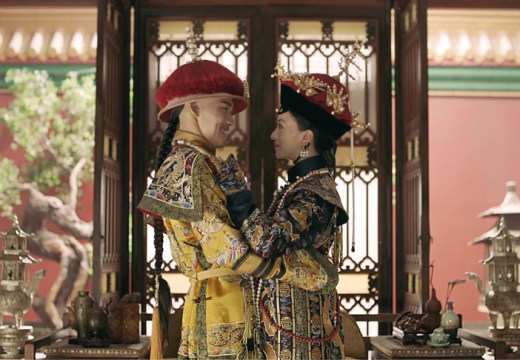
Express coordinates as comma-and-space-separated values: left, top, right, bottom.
217, 154, 249, 196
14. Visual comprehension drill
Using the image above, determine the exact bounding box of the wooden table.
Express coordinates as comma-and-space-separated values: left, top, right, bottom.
459, 328, 520, 359
370, 336, 485, 359
39, 337, 150, 359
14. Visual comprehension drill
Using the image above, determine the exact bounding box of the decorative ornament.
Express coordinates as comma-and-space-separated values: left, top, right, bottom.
271, 61, 349, 117
185, 27, 201, 63
338, 39, 368, 80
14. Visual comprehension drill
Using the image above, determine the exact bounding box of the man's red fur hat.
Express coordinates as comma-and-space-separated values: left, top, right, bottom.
155, 60, 249, 122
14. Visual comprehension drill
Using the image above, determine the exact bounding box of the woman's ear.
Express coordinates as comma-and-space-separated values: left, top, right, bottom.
189, 101, 200, 116
302, 129, 314, 144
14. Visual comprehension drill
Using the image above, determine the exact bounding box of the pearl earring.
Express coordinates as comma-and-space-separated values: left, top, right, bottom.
300, 143, 309, 158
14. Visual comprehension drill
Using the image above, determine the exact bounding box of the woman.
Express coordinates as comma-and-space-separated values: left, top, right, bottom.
218, 65, 352, 359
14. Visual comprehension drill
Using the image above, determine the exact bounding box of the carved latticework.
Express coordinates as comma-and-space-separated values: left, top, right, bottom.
277, 19, 381, 335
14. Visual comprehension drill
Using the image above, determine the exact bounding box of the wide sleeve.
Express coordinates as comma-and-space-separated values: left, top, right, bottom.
186, 162, 337, 293
137, 146, 205, 222
237, 189, 336, 258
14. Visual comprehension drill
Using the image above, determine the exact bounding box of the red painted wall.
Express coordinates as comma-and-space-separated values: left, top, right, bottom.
0, 92, 93, 325
429, 95, 520, 323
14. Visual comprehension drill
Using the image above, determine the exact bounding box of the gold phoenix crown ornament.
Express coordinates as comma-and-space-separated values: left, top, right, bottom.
272, 61, 348, 116
271, 39, 369, 129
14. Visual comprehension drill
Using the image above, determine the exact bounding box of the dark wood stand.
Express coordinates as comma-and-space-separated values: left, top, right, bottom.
370, 335, 485, 359
459, 328, 520, 359
23, 328, 149, 359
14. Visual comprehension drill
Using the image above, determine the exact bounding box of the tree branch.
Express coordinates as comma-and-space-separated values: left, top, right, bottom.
14, 182, 36, 192
19, 182, 93, 239
69, 158, 87, 209
40, 135, 59, 159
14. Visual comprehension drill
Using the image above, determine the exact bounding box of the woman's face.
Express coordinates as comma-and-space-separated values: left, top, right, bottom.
270, 111, 307, 161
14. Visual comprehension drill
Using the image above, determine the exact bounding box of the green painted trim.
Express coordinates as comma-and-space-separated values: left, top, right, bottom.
0, 64, 96, 88
2, 64, 519, 93
428, 66, 520, 92
392, 66, 520, 92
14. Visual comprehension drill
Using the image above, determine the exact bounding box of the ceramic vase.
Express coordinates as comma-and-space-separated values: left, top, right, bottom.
441, 301, 460, 341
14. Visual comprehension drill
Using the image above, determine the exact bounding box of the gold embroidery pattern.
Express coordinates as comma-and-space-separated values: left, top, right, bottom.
207, 323, 245, 348
294, 174, 345, 217
195, 280, 209, 359
138, 145, 205, 222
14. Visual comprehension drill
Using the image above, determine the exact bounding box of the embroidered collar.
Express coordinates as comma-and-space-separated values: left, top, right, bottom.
173, 130, 216, 155
288, 156, 329, 183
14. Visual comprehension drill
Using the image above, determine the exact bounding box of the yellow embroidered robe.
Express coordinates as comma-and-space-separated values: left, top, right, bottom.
138, 131, 338, 360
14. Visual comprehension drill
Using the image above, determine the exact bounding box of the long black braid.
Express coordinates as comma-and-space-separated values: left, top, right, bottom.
153, 107, 181, 345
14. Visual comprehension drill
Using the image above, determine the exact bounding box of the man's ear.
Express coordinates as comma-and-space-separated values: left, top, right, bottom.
189, 101, 200, 116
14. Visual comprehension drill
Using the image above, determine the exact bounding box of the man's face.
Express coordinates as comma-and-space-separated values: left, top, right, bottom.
195, 97, 235, 148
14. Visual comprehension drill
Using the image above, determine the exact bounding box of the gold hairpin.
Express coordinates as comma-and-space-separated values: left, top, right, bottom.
271, 60, 348, 116
338, 39, 368, 80
350, 111, 370, 131
338, 39, 370, 130
185, 27, 200, 63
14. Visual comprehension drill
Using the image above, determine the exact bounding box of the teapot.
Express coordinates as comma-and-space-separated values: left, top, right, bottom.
430, 327, 450, 346
66, 291, 112, 346
85, 303, 110, 339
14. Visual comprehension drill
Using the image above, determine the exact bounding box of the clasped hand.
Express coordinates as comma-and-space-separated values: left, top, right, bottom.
217, 154, 249, 196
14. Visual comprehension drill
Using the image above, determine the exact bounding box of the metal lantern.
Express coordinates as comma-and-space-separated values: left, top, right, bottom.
0, 216, 45, 358
466, 218, 520, 333
471, 181, 520, 250
469, 182, 520, 318
482, 218, 520, 293
466, 181, 520, 343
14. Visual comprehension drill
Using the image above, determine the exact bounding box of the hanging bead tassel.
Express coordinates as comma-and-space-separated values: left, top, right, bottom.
245, 277, 263, 359
333, 225, 343, 267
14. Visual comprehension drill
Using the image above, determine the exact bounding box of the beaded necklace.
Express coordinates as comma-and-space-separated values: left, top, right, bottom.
261, 167, 341, 344
259, 291, 341, 344
266, 168, 332, 215
250, 277, 263, 350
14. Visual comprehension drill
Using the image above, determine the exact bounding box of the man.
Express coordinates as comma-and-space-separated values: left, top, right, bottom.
138, 58, 338, 359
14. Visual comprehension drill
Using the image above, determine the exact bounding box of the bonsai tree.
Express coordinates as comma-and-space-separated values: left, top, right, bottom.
0, 68, 94, 329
